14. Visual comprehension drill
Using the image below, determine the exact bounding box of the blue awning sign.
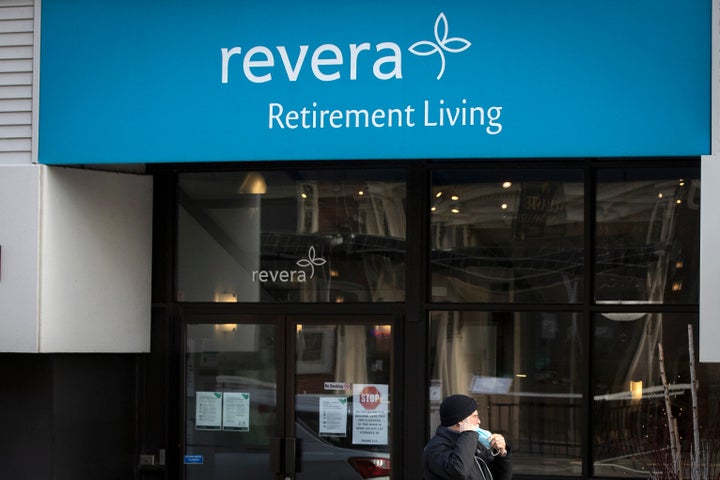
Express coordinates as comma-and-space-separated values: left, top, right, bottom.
39, 0, 710, 163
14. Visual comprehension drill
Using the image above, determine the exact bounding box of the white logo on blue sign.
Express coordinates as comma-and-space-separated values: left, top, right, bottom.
221, 12, 471, 84
408, 13, 472, 80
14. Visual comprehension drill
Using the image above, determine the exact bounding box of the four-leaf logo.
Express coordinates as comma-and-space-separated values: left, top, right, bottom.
296, 246, 327, 279
409, 12, 472, 80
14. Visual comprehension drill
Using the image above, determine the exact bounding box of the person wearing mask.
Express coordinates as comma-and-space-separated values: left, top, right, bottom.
423, 394, 512, 480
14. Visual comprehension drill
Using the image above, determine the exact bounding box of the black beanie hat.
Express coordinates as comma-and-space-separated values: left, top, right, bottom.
440, 394, 478, 427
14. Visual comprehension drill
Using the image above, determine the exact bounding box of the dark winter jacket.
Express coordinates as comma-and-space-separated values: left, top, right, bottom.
423, 426, 512, 480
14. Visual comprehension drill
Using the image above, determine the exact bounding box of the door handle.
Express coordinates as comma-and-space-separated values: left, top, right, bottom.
270, 437, 302, 474
284, 437, 296, 473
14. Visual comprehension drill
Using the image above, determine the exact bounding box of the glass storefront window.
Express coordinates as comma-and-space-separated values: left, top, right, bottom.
428, 311, 583, 477
595, 168, 700, 305
430, 168, 584, 303
178, 169, 406, 303
593, 314, 720, 478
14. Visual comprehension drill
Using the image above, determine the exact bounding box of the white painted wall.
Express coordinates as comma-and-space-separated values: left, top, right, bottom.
700, 0, 720, 362
39, 166, 153, 352
0, 164, 39, 351
700, 157, 720, 362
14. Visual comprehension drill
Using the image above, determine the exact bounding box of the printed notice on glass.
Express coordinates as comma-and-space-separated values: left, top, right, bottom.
223, 392, 250, 431
352, 384, 388, 445
319, 396, 348, 437
195, 391, 222, 430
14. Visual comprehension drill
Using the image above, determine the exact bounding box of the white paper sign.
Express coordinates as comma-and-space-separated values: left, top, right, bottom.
319, 396, 348, 437
352, 384, 388, 445
223, 392, 250, 431
469, 375, 513, 394
195, 391, 222, 430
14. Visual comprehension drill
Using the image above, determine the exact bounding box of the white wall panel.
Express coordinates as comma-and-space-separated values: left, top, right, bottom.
0, 164, 39, 351
39, 167, 153, 352
702, 0, 720, 362
700, 156, 720, 362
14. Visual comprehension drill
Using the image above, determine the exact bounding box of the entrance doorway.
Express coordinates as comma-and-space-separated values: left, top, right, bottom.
182, 312, 394, 480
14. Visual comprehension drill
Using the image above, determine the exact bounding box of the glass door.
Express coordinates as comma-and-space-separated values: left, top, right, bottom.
292, 317, 393, 480
183, 313, 394, 480
184, 315, 284, 480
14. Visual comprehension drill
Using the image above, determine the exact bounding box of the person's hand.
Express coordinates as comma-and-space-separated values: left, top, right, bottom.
489, 433, 507, 456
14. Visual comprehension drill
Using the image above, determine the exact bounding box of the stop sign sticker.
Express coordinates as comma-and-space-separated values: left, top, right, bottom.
353, 384, 388, 445
359, 386, 382, 410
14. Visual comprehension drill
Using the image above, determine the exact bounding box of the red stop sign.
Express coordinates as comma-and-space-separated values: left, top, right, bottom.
358, 386, 382, 410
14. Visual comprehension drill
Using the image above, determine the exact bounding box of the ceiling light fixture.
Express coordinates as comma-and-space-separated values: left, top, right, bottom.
597, 300, 651, 321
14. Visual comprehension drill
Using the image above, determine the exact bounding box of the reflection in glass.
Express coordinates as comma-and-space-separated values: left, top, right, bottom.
431, 169, 584, 303
428, 311, 583, 476
593, 314, 720, 478
595, 168, 700, 304
177, 170, 406, 303
295, 323, 392, 480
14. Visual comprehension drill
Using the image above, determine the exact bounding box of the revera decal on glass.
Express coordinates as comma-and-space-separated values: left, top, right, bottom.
252, 246, 327, 283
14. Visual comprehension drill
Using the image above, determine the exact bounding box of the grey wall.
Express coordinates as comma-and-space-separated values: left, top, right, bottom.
0, 354, 139, 480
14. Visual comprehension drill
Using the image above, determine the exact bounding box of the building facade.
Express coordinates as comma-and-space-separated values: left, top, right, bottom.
1, 1, 720, 479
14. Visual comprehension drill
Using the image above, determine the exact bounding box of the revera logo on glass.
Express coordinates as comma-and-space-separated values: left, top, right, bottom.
251, 246, 327, 283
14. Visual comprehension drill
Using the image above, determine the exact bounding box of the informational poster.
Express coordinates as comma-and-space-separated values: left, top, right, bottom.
352, 384, 388, 445
319, 396, 348, 437
222, 392, 250, 431
195, 391, 222, 430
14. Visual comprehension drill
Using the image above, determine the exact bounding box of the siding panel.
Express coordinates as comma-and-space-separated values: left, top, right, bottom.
0, 137, 30, 150
0, 111, 31, 124
0, 71, 30, 85
0, 19, 33, 33
0, 58, 31, 72
0, 97, 30, 111
0, 123, 29, 137
0, 45, 33, 59
0, 32, 32, 45
0, 6, 33, 20
0, 0, 32, 163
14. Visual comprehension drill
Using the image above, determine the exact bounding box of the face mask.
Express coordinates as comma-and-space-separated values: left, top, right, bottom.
475, 427, 493, 450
